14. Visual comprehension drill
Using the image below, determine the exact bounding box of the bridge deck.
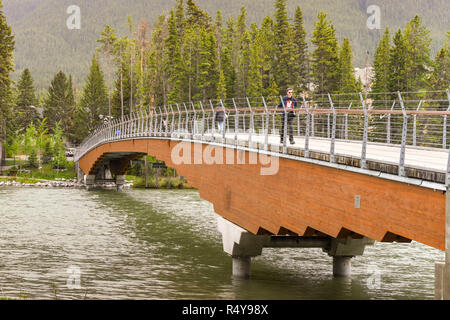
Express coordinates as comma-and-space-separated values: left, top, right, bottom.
190, 132, 448, 181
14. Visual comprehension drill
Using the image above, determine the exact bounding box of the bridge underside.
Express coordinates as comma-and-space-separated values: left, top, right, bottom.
77, 138, 445, 251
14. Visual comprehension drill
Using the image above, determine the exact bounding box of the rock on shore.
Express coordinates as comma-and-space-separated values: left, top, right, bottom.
0, 178, 133, 189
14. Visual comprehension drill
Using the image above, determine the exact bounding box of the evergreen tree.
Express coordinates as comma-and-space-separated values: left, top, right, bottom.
165, 10, 184, 104
258, 16, 277, 97
0, 0, 15, 131
273, 0, 293, 94
186, 0, 211, 28
311, 11, 339, 95
198, 29, 219, 100
80, 56, 108, 132
388, 29, 408, 92
372, 28, 391, 94
247, 34, 263, 97
97, 25, 117, 118
236, 7, 250, 97
175, 0, 186, 40
292, 6, 309, 93
337, 38, 359, 93
429, 45, 449, 91
44, 71, 76, 135
221, 45, 236, 99
15, 68, 39, 130
404, 15, 432, 91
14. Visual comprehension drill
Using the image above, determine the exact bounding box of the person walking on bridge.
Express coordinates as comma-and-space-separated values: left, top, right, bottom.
278, 88, 297, 144
215, 105, 228, 134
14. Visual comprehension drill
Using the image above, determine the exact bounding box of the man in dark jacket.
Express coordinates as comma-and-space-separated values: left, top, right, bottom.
278, 88, 297, 144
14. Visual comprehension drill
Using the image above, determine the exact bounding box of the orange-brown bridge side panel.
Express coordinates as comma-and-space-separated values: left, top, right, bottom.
78, 139, 446, 251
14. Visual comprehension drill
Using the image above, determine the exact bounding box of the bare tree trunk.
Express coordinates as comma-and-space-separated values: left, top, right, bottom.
120, 70, 124, 120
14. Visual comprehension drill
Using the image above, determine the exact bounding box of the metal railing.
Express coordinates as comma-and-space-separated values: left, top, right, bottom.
74, 90, 450, 183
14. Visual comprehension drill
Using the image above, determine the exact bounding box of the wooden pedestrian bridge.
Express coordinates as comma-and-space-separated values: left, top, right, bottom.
74, 91, 450, 297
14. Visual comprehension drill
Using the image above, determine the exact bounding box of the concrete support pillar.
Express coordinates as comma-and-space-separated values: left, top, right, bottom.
115, 175, 126, 191
217, 216, 270, 279
333, 256, 352, 277
84, 175, 95, 191
324, 237, 374, 278
232, 256, 252, 279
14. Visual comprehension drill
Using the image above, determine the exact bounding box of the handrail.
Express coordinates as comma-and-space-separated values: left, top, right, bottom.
74, 90, 450, 185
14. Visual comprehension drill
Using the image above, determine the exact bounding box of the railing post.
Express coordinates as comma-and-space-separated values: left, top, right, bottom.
360, 93, 368, 169
246, 97, 254, 147
444, 91, 450, 149
387, 100, 395, 144
176, 103, 181, 138
158, 107, 163, 137
303, 95, 310, 158
163, 105, 169, 137
414, 100, 422, 147
220, 99, 227, 141
345, 103, 352, 140
191, 102, 197, 139
311, 105, 315, 137
328, 94, 336, 163
280, 95, 287, 153
199, 101, 205, 140
170, 104, 175, 136
183, 103, 189, 137
262, 97, 269, 151
232, 98, 239, 145
398, 91, 408, 177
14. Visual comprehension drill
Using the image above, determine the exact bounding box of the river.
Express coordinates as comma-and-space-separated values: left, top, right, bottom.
0, 187, 444, 300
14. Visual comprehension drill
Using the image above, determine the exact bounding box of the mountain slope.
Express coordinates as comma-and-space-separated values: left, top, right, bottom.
3, 0, 449, 89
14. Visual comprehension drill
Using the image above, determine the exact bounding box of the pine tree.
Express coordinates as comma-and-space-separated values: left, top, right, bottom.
388, 29, 408, 92
186, 0, 211, 28
165, 10, 184, 104
44, 71, 76, 135
372, 27, 391, 94
0, 0, 15, 130
175, 0, 186, 40
247, 34, 264, 97
97, 25, 117, 118
15, 68, 39, 131
311, 11, 339, 95
258, 16, 277, 97
273, 0, 293, 94
236, 7, 250, 97
80, 56, 108, 132
403, 15, 432, 91
337, 38, 359, 94
198, 29, 219, 100
429, 45, 449, 91
221, 45, 236, 99
292, 6, 309, 93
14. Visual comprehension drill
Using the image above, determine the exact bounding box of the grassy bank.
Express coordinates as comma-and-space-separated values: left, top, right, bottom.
2, 163, 76, 181
126, 175, 195, 189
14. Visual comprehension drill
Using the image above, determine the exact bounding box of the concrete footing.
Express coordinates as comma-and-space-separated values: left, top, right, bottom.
333, 256, 352, 277
115, 175, 126, 191
84, 175, 96, 191
232, 256, 252, 279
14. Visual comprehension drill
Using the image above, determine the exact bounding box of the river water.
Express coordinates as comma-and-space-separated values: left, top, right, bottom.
0, 187, 444, 300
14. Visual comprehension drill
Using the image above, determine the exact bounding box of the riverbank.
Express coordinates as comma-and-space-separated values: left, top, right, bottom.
0, 176, 194, 190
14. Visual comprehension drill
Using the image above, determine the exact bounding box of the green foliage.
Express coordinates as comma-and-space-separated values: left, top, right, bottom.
14, 68, 39, 131
337, 38, 360, 93
311, 11, 339, 94
43, 71, 76, 134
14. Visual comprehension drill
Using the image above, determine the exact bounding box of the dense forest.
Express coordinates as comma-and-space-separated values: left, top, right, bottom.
0, 0, 448, 164
3, 0, 449, 88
